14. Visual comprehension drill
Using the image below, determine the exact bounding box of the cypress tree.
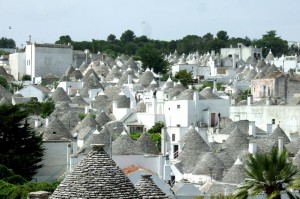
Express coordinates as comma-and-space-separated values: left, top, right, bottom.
0, 104, 44, 180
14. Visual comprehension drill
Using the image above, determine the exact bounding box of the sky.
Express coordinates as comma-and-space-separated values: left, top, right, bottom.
1, 0, 299, 47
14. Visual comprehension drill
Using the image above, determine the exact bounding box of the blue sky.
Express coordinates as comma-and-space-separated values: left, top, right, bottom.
1, 0, 299, 47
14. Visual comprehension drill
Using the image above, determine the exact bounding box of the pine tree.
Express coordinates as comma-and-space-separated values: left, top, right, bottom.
0, 104, 44, 180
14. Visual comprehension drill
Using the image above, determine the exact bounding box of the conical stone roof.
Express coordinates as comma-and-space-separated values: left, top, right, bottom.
92, 92, 111, 111
112, 132, 140, 155
135, 174, 166, 198
138, 69, 155, 88
69, 68, 83, 81
76, 127, 111, 156
116, 92, 130, 108
95, 111, 111, 127
270, 125, 290, 144
42, 118, 72, 141
221, 127, 249, 160
192, 152, 225, 181
73, 114, 99, 136
71, 94, 88, 106
136, 131, 160, 155
51, 87, 71, 103
222, 157, 245, 184
49, 144, 140, 198
199, 87, 221, 99
60, 111, 80, 132
293, 150, 300, 168
177, 126, 211, 173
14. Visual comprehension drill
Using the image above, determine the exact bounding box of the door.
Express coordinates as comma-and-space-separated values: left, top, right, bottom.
211, 113, 215, 127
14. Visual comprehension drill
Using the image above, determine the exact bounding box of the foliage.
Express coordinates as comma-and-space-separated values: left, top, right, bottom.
40, 98, 55, 118
137, 45, 170, 74
0, 180, 59, 199
147, 121, 164, 134
128, 132, 161, 151
173, 70, 193, 88
0, 104, 44, 180
78, 113, 96, 121
234, 148, 299, 199
55, 35, 72, 45
0, 50, 9, 56
120, 30, 136, 43
0, 37, 16, 48
21, 74, 31, 81
107, 34, 116, 42
253, 30, 289, 57
199, 81, 222, 91
0, 164, 26, 185
0, 75, 9, 89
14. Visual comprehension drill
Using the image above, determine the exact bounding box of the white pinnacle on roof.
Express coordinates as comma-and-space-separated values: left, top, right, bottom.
150, 79, 157, 85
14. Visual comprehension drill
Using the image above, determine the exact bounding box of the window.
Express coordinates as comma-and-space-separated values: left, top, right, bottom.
177, 105, 180, 109
172, 134, 175, 141
176, 124, 181, 127
272, 119, 275, 124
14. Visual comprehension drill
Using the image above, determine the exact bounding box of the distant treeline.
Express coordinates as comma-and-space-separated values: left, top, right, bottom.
1, 30, 297, 59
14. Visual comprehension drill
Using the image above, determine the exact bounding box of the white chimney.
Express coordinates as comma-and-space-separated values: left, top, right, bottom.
193, 91, 199, 101
267, 124, 273, 135
247, 95, 253, 106
278, 137, 284, 153
213, 79, 217, 93
112, 101, 117, 113
249, 121, 256, 137
130, 100, 136, 109
84, 106, 89, 114
128, 74, 132, 84
248, 142, 257, 154
34, 119, 41, 128
100, 74, 104, 83
45, 118, 49, 127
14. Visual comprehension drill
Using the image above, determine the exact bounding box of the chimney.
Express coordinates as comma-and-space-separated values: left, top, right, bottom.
249, 121, 256, 137
231, 97, 237, 106
267, 124, 273, 135
84, 106, 89, 114
248, 142, 257, 154
213, 79, 217, 93
45, 118, 49, 127
247, 95, 253, 106
112, 101, 117, 113
34, 119, 41, 128
161, 128, 166, 155
278, 137, 284, 153
193, 91, 199, 101
130, 100, 136, 109
128, 74, 132, 84
100, 74, 105, 83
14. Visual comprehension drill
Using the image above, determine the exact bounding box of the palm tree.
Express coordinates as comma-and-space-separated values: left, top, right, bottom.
234, 148, 299, 199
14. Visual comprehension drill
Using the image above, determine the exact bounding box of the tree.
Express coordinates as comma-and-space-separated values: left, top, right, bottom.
147, 121, 164, 134
254, 30, 289, 57
216, 30, 229, 41
120, 30, 136, 43
0, 37, 16, 48
107, 34, 116, 42
173, 70, 193, 88
0, 75, 9, 89
55, 35, 72, 45
234, 148, 299, 199
0, 104, 44, 180
137, 45, 170, 74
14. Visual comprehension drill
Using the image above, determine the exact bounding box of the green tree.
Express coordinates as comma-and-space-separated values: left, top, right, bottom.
147, 121, 164, 134
0, 104, 44, 180
174, 70, 193, 88
137, 45, 170, 74
55, 35, 72, 45
0, 75, 9, 89
234, 148, 298, 199
0, 37, 16, 48
120, 30, 136, 43
107, 34, 116, 42
40, 98, 55, 118
254, 30, 289, 57
216, 30, 229, 41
